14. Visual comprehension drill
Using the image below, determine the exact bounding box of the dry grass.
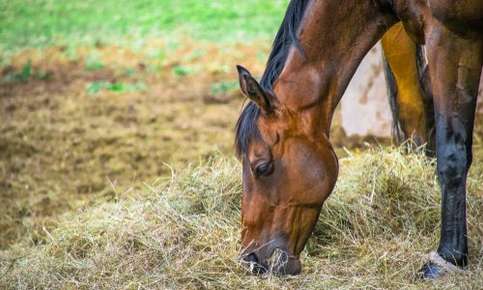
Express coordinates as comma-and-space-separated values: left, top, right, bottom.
1, 145, 481, 289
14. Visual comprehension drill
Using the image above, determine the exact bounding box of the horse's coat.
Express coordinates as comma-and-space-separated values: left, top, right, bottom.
236, 0, 482, 278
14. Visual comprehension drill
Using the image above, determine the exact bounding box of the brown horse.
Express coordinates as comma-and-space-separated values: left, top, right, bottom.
235, 0, 482, 278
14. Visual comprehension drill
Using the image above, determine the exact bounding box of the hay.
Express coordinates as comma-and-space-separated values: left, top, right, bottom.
1, 146, 482, 289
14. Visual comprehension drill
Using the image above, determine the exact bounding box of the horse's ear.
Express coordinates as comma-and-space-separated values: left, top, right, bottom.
236, 65, 273, 113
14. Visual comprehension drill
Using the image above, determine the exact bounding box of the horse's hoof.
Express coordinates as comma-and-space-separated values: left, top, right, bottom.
418, 251, 464, 280
419, 261, 446, 279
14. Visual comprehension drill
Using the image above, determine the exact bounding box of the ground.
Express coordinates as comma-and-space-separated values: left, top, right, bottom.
0, 1, 482, 289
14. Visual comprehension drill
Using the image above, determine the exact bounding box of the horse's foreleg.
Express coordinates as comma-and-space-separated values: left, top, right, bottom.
420, 23, 482, 279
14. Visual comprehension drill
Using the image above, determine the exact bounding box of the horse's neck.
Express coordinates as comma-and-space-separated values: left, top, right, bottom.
274, 0, 396, 134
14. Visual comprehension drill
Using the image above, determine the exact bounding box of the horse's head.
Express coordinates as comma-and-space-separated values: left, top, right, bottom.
235, 65, 338, 275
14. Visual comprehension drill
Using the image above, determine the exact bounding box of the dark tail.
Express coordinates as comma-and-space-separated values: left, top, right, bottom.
382, 52, 405, 144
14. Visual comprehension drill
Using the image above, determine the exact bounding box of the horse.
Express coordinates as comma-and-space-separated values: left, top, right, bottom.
235, 0, 482, 279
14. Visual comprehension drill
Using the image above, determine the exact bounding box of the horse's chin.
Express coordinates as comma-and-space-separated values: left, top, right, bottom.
269, 249, 302, 276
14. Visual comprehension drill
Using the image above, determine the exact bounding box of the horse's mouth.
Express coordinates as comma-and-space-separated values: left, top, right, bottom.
240, 247, 301, 276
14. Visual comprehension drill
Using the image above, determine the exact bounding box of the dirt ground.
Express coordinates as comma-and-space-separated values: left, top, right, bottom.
0, 40, 264, 247
1, 39, 482, 252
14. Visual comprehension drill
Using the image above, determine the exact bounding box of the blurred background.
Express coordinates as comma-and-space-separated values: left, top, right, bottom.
0, 0, 481, 252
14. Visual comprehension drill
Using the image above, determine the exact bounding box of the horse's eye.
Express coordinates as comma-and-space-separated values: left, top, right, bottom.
254, 161, 274, 177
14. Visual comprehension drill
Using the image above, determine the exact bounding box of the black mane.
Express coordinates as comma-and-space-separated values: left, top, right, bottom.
235, 0, 310, 157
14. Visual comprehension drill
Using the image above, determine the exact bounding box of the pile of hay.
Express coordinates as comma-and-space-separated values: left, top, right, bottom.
1, 146, 482, 289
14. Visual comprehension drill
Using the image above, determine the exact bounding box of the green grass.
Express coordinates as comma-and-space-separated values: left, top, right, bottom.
0, 0, 290, 51
85, 81, 146, 94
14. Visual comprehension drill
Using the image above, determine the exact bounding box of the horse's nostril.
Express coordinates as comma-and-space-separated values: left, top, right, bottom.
241, 252, 267, 275
243, 253, 259, 264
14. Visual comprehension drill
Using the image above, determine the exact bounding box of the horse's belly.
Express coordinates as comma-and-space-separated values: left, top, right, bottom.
428, 0, 483, 32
